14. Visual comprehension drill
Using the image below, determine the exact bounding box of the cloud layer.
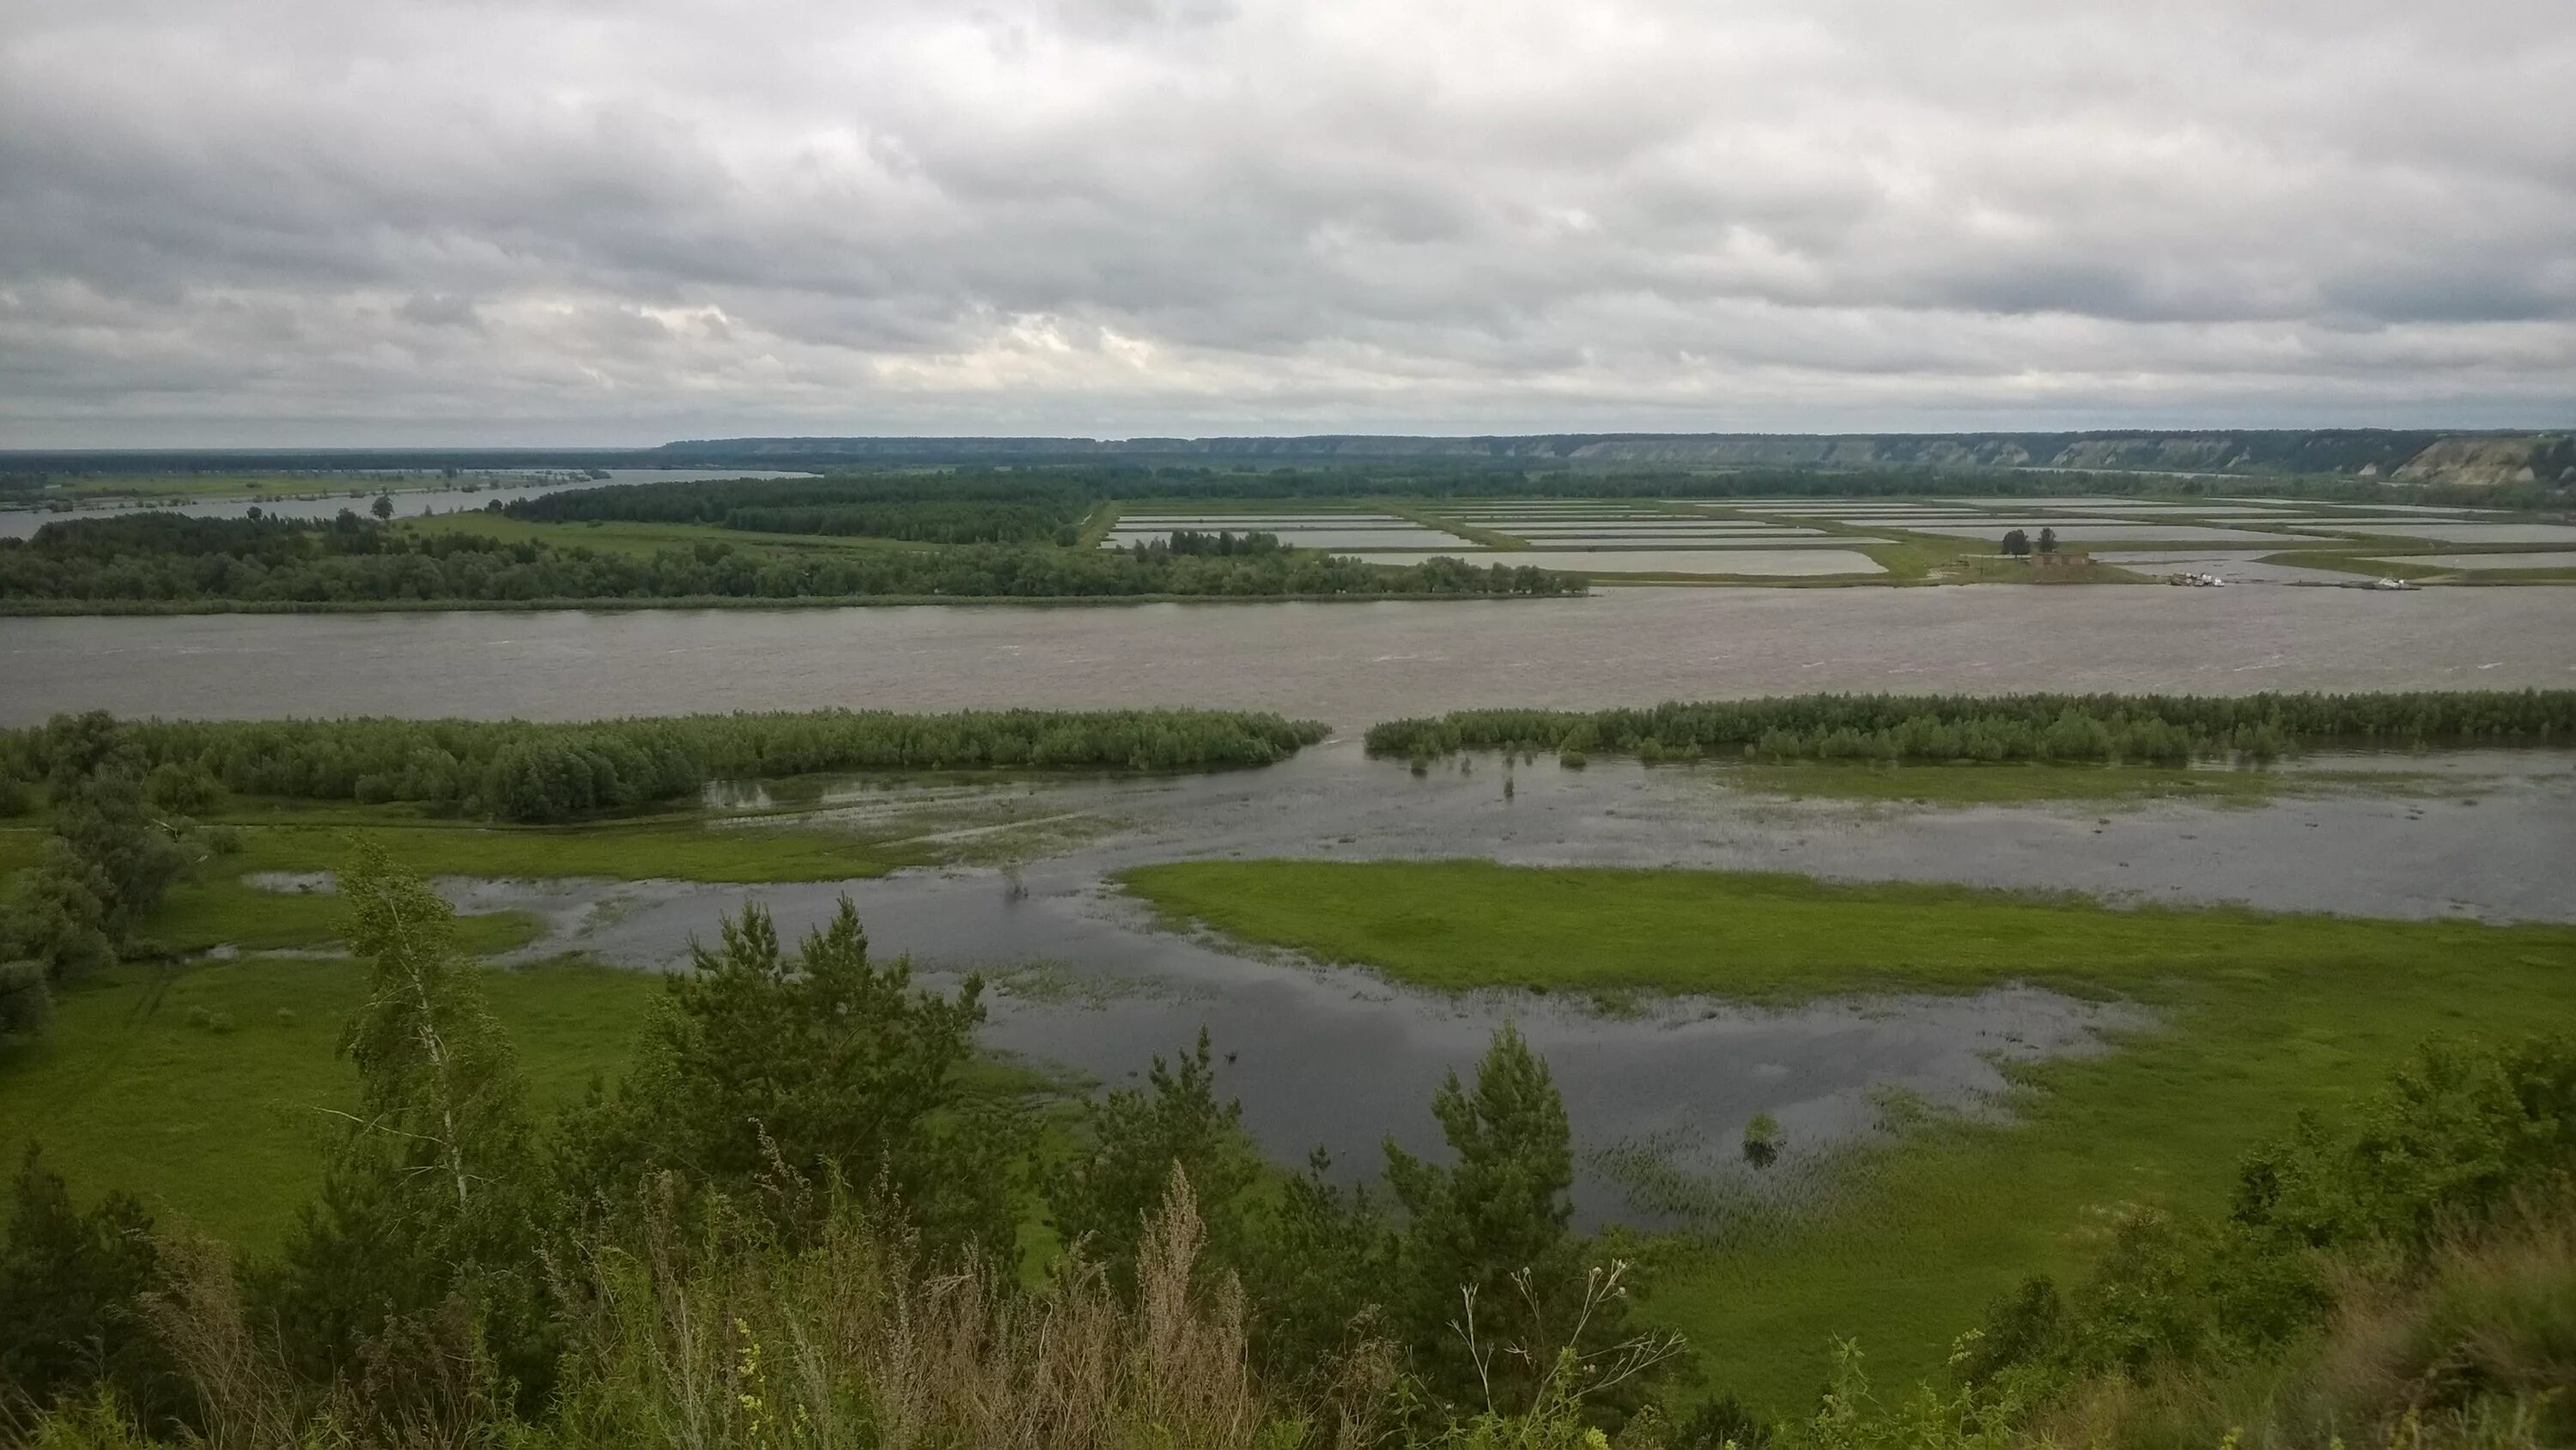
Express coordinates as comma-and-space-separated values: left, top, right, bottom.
5, 0, 2573, 444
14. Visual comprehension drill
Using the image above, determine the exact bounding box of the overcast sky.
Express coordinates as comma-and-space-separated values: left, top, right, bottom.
3, 0, 2573, 446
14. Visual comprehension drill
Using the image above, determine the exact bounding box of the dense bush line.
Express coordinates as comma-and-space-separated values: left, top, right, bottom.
1126, 528, 1289, 556
506, 475, 1092, 543
2, 709, 1330, 822
1946, 1034, 2576, 1448
0, 513, 1577, 608
1365, 689, 2576, 765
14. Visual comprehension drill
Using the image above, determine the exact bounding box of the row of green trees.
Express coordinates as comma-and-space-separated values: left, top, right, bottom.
0, 716, 206, 1043
0, 514, 1579, 608
0, 709, 1331, 823
1, 853, 1662, 1444
1127, 528, 1291, 556
1364, 690, 2576, 767
502, 471, 1096, 537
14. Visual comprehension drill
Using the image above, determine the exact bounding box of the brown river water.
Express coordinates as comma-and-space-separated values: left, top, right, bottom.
7, 585, 2573, 728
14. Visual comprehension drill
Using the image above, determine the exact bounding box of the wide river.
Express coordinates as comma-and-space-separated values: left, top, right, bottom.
7, 585, 2574, 727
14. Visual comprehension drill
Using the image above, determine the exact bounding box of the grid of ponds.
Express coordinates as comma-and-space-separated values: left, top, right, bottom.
1345, 548, 1887, 575
1097, 496, 2575, 577
2365, 550, 2576, 572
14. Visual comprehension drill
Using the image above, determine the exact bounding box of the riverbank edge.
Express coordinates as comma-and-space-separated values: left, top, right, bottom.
0, 587, 1595, 617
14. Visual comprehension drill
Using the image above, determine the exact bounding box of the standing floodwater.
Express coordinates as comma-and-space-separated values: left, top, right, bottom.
319, 742, 2572, 1222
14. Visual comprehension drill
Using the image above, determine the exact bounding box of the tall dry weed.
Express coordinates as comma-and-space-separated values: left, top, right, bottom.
544, 1164, 1391, 1450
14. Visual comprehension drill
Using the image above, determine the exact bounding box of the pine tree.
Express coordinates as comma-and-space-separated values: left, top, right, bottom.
1048, 1027, 1258, 1291
0, 1146, 174, 1420
558, 898, 1018, 1256
1385, 1023, 1582, 1405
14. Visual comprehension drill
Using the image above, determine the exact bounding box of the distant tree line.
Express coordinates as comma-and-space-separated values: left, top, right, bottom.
1127, 528, 1288, 557
0, 513, 1578, 609
0, 708, 1331, 824
1364, 689, 2576, 766
507, 474, 1095, 544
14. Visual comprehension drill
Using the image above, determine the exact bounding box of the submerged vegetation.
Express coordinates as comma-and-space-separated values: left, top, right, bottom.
0, 707, 1328, 823
1366, 689, 2576, 766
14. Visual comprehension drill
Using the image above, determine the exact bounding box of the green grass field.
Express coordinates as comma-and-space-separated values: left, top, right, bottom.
0, 956, 662, 1247
1116, 858, 2575, 998
1115, 858, 2576, 1409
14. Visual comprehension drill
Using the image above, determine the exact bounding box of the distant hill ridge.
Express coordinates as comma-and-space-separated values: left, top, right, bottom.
650, 429, 2574, 484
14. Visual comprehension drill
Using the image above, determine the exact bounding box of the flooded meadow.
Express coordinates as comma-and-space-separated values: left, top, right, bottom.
245, 741, 2576, 1222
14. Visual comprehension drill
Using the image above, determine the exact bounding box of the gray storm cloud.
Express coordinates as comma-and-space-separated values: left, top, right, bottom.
3, 0, 2572, 444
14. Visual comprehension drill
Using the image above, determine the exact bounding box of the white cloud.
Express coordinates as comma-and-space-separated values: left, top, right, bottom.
2, 0, 2572, 443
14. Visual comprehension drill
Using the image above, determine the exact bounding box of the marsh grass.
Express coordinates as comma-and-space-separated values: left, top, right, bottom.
1115, 858, 2576, 1411
1115, 859, 2576, 999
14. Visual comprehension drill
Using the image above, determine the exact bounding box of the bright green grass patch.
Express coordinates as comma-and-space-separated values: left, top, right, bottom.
1118, 859, 2576, 999
0, 956, 661, 1247
142, 872, 540, 956
0, 953, 1059, 1250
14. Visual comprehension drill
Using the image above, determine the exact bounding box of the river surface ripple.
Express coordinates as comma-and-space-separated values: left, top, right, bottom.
8, 585, 2575, 728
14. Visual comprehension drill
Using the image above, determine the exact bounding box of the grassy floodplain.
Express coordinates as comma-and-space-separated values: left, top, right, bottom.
0, 956, 659, 1247
1120, 858, 2576, 1408
0, 773, 1102, 1245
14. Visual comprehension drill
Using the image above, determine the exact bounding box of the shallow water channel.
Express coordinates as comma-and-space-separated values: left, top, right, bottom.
280, 743, 2576, 1226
